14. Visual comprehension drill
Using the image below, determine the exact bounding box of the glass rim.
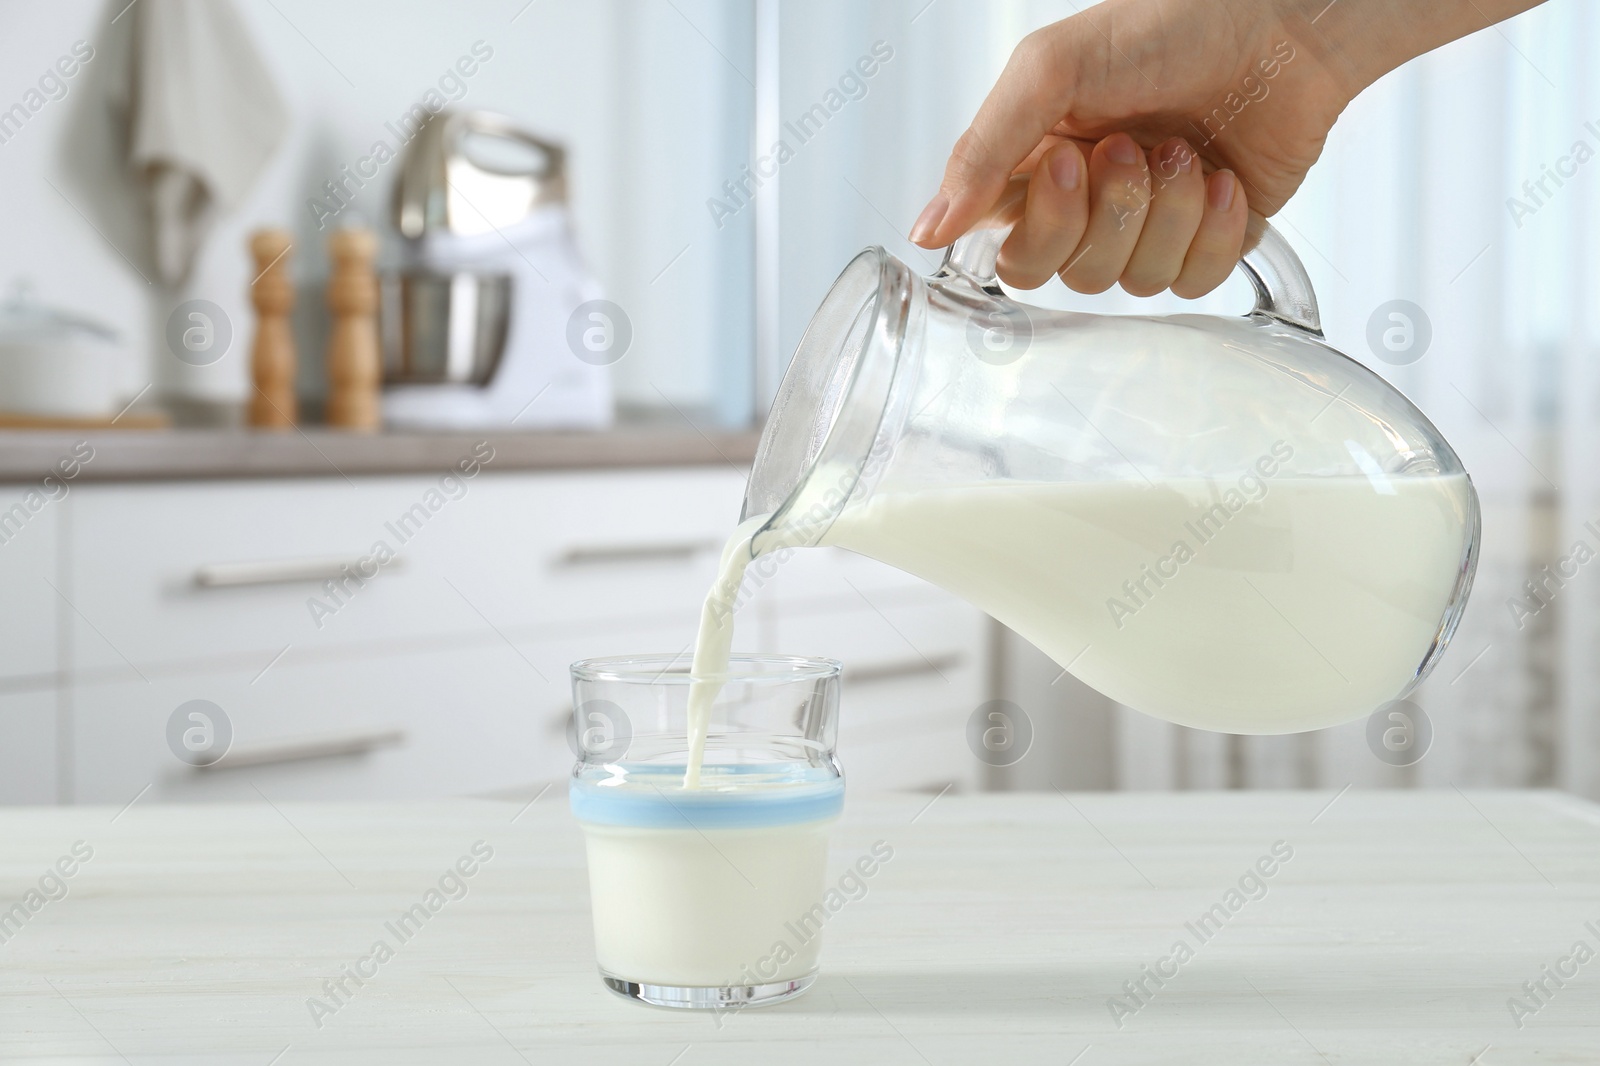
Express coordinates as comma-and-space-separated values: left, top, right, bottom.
570, 653, 842, 685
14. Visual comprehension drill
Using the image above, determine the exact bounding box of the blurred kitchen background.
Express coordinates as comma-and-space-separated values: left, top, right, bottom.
0, 0, 1592, 804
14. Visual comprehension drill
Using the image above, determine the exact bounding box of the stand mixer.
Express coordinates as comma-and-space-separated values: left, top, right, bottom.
380, 110, 611, 429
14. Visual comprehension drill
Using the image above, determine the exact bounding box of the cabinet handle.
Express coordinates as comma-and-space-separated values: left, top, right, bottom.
553, 540, 720, 568
194, 556, 405, 588
199, 728, 406, 770
846, 653, 965, 685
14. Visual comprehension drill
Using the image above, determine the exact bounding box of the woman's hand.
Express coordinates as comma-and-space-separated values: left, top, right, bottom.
982, 130, 1257, 298
910, 0, 1518, 297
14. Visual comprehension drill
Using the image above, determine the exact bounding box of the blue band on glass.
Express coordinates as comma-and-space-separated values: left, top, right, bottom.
570, 764, 845, 829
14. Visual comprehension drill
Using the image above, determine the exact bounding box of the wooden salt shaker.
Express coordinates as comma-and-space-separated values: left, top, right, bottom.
324, 228, 381, 431
247, 229, 297, 428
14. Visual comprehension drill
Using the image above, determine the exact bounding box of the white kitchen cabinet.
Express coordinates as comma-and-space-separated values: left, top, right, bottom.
762, 543, 931, 609
64, 477, 453, 677
71, 649, 513, 804
0, 464, 989, 803
424, 469, 746, 634
71, 621, 699, 804
0, 692, 56, 803
0, 482, 58, 683
772, 589, 990, 792
63, 469, 747, 679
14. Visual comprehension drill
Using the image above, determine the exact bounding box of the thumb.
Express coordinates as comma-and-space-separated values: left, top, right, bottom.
912, 30, 1075, 247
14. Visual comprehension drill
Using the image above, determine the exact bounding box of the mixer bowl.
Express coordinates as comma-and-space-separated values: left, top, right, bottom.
379, 271, 511, 386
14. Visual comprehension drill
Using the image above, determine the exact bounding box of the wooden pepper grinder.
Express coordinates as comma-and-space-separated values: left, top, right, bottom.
247, 228, 297, 428
323, 228, 381, 431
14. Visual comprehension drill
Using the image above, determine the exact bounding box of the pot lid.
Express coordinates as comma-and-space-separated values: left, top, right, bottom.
0, 281, 119, 344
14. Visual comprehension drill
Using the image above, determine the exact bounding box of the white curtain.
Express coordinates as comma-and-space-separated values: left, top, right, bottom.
1203, 0, 1590, 797
773, 0, 1596, 796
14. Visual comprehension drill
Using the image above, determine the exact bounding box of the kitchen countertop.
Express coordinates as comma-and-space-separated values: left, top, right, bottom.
0, 426, 760, 482
3, 789, 1597, 1063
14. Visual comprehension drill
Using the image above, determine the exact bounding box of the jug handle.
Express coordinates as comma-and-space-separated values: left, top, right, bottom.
942, 195, 1323, 336
1237, 221, 1322, 335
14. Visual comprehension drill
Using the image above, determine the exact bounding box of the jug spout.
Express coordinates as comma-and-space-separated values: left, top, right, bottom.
741, 246, 919, 551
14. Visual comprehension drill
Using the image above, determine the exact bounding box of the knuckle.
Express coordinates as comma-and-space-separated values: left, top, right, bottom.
1018, 22, 1075, 70
1193, 224, 1245, 259
1012, 29, 1049, 70
1169, 274, 1203, 299
1010, 28, 1073, 111
1101, 195, 1149, 232
1149, 152, 1197, 190
948, 126, 996, 181
1100, 173, 1151, 214
1121, 263, 1181, 298
1145, 188, 1203, 232
1060, 262, 1114, 295
1172, 260, 1229, 299
997, 261, 1048, 291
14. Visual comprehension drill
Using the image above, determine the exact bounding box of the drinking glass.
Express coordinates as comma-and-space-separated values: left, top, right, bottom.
569, 654, 843, 1009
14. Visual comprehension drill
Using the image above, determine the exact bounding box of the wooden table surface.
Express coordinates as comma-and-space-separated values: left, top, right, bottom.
2, 789, 1598, 1064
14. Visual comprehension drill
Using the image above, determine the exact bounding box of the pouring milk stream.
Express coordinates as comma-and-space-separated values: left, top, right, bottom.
681, 206, 1479, 788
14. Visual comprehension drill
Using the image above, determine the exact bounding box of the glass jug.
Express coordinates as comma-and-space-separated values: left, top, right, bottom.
742, 212, 1480, 734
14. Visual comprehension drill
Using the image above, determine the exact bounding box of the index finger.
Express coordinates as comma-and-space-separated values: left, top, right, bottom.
912, 28, 1075, 248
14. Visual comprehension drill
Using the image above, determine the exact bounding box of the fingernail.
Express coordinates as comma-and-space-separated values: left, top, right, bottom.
910, 193, 949, 243
1048, 148, 1082, 191
1105, 134, 1140, 166
1209, 170, 1236, 211
1163, 138, 1194, 173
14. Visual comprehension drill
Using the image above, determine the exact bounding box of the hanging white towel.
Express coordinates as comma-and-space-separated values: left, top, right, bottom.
123, 0, 287, 285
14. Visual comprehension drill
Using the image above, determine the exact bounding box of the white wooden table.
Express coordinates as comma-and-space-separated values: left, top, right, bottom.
2, 789, 1597, 1064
